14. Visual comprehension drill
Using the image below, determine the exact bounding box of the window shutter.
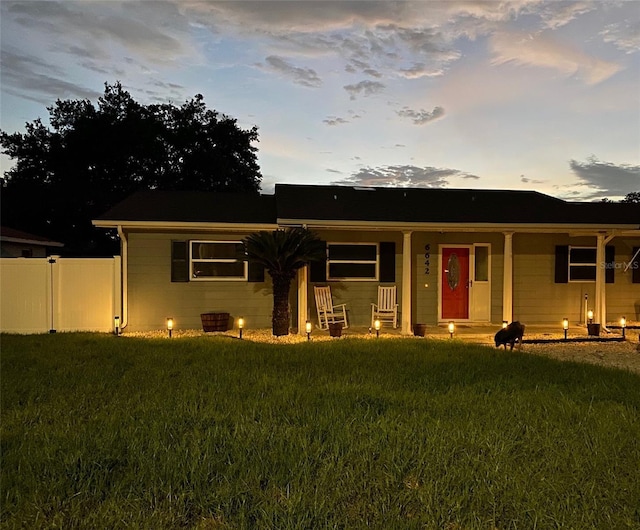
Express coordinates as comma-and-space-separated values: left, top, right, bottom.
310, 242, 327, 282
605, 246, 615, 284
248, 260, 265, 282
554, 245, 569, 283
379, 242, 396, 282
633, 247, 640, 284
171, 241, 189, 282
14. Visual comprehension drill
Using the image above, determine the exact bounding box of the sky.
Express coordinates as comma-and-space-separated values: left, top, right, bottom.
1, 1, 639, 201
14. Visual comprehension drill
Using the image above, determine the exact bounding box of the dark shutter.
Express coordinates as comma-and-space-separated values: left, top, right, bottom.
248, 260, 265, 282
171, 241, 189, 282
554, 245, 569, 283
633, 247, 640, 284
379, 242, 396, 282
605, 245, 615, 284
310, 242, 327, 282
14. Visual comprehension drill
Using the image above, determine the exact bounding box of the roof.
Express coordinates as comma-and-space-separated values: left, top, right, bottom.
92, 185, 640, 229
94, 190, 277, 225
0, 226, 64, 247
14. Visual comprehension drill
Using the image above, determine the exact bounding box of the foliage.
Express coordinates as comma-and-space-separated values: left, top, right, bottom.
2, 333, 640, 529
622, 191, 640, 203
0, 82, 262, 255
243, 228, 326, 336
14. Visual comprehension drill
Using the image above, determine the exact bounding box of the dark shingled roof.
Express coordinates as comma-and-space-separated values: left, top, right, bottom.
275, 184, 640, 225
95, 190, 277, 224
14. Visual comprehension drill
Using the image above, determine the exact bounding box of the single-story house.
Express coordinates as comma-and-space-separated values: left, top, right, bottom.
0, 226, 64, 258
92, 184, 640, 334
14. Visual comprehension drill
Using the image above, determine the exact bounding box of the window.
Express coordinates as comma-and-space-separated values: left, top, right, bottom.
569, 246, 596, 282
327, 243, 378, 280
474, 245, 489, 282
190, 241, 247, 281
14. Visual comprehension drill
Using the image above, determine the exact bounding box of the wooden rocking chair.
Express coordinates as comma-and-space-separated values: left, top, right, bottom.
371, 285, 398, 328
314, 286, 348, 330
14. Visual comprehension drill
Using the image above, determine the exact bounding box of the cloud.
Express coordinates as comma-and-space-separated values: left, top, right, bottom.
568, 156, 640, 200
600, 21, 640, 54
396, 106, 445, 125
490, 31, 622, 84
343, 80, 385, 100
323, 116, 349, 126
264, 56, 322, 87
521, 175, 545, 184
333, 164, 479, 187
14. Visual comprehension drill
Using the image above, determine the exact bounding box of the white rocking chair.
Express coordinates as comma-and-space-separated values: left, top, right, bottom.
314, 286, 348, 330
371, 285, 398, 329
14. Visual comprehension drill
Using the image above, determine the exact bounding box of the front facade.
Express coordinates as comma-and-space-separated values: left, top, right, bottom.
93, 185, 640, 334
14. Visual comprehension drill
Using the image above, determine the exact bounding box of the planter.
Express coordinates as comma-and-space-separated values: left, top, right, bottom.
587, 323, 601, 337
413, 323, 427, 337
201, 312, 230, 332
328, 322, 343, 338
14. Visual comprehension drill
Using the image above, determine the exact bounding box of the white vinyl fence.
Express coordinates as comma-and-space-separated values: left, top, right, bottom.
1, 256, 121, 334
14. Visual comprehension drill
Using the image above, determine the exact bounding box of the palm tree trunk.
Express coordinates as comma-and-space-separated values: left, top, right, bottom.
271, 273, 292, 336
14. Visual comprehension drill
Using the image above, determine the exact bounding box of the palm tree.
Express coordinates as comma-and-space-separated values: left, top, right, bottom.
243, 227, 326, 336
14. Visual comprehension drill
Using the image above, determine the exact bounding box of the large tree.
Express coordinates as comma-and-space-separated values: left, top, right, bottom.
243, 228, 326, 336
1, 82, 262, 255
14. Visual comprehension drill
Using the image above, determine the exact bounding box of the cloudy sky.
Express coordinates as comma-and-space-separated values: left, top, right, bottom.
1, 0, 639, 200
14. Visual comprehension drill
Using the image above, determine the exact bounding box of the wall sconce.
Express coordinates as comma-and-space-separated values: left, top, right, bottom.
114, 315, 120, 336
448, 321, 455, 338
562, 318, 568, 340
305, 321, 312, 341
502, 320, 508, 329
374, 319, 381, 338
620, 316, 626, 339
167, 317, 173, 338
238, 317, 244, 339
587, 310, 593, 324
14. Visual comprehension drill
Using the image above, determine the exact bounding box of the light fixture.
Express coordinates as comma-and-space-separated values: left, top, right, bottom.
374, 319, 381, 338
305, 320, 312, 341
587, 310, 593, 324
167, 317, 174, 338
562, 318, 568, 340
621, 316, 626, 339
448, 321, 455, 338
502, 320, 508, 329
114, 315, 120, 336
238, 317, 244, 339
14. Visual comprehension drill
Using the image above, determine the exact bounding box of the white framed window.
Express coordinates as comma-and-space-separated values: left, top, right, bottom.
568, 246, 596, 282
190, 241, 247, 281
327, 243, 378, 281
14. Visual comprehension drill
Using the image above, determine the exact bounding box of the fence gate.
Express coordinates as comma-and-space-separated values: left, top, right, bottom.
0, 256, 121, 334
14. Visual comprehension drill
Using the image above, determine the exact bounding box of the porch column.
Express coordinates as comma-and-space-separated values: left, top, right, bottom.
502, 232, 513, 323
594, 234, 612, 326
401, 231, 412, 335
297, 264, 308, 334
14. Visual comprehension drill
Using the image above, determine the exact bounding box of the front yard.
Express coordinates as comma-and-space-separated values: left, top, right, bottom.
2, 333, 639, 529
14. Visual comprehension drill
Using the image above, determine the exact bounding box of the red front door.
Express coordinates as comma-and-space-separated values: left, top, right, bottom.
442, 247, 469, 319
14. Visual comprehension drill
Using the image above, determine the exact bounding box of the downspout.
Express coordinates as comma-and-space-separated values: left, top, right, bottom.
117, 225, 128, 331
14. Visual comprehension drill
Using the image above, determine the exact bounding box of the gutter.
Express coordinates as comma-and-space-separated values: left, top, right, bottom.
117, 225, 128, 332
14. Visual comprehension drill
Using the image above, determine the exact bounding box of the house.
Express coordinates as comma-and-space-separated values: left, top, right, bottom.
0, 226, 64, 258
92, 184, 640, 334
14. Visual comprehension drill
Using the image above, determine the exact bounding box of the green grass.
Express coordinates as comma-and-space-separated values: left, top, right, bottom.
2, 333, 640, 529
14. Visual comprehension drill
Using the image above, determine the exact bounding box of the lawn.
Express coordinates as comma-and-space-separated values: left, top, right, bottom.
1, 333, 639, 529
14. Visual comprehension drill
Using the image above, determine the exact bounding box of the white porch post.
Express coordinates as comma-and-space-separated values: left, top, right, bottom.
402, 231, 412, 335
594, 234, 612, 326
297, 264, 308, 334
502, 232, 513, 323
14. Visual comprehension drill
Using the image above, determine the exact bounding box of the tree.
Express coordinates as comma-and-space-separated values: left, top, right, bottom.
621, 192, 640, 203
1, 82, 262, 255
243, 228, 326, 336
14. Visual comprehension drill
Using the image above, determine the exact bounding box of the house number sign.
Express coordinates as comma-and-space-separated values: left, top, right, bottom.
424, 244, 430, 275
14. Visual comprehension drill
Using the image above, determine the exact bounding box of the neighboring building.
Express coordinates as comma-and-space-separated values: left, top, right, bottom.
93, 184, 640, 333
0, 227, 64, 258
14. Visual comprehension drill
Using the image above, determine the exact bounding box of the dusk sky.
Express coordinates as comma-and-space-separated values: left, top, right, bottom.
1, 0, 639, 200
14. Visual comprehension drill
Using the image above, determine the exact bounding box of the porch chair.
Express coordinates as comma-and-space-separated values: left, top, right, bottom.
371, 285, 398, 329
314, 286, 348, 330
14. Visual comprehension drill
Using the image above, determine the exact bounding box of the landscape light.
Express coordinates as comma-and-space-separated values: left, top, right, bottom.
374, 319, 381, 338
448, 321, 455, 338
587, 310, 593, 324
114, 315, 120, 336
620, 316, 626, 339
167, 317, 173, 338
562, 318, 568, 340
502, 321, 508, 329
238, 317, 244, 339
305, 320, 312, 341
